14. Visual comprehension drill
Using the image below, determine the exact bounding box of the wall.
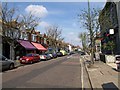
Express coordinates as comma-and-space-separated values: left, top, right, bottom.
116, 1, 120, 54
99, 2, 119, 54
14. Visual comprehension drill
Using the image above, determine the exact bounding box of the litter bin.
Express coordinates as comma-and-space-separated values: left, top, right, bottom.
115, 55, 120, 71
99, 53, 106, 63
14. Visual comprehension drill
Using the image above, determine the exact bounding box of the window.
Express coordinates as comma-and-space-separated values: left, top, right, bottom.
26, 54, 33, 57
0, 55, 7, 60
24, 33, 28, 40
32, 34, 36, 42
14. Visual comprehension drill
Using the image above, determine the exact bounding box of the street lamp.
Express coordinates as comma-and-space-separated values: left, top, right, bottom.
109, 29, 114, 35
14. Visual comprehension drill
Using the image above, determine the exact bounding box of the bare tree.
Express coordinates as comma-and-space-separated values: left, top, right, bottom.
19, 12, 40, 31
78, 2, 101, 64
79, 32, 90, 54
2, 3, 40, 60
2, 3, 22, 60
46, 25, 64, 51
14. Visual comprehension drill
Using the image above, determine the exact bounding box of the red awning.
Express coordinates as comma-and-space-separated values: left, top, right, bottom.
31, 42, 47, 51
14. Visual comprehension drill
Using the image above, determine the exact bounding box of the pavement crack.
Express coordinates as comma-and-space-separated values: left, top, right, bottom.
100, 71, 104, 75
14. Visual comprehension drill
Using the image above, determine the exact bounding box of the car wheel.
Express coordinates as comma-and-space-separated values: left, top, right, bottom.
9, 63, 14, 70
30, 61, 33, 64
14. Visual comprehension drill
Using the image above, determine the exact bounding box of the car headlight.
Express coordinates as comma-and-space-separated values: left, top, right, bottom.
26, 59, 29, 61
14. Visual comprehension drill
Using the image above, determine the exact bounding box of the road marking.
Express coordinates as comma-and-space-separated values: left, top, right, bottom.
80, 57, 84, 90
67, 55, 72, 58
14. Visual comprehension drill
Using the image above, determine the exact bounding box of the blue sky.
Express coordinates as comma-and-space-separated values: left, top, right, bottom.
5, 2, 106, 46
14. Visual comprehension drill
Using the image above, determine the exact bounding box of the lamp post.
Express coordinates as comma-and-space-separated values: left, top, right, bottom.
109, 29, 114, 35
109, 28, 115, 55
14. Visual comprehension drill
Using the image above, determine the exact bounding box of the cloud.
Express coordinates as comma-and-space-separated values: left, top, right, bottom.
25, 5, 48, 18
68, 32, 74, 35
63, 31, 80, 45
39, 21, 50, 28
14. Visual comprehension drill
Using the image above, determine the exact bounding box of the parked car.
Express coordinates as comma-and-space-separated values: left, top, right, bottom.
115, 55, 120, 71
68, 51, 75, 55
52, 52, 57, 58
45, 53, 52, 60
48, 53, 53, 59
20, 53, 40, 64
60, 50, 67, 56
40, 53, 51, 61
80, 52, 86, 55
0, 54, 15, 71
57, 52, 63, 57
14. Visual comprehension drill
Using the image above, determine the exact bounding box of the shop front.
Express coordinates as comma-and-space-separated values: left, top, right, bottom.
31, 42, 47, 54
16, 40, 36, 58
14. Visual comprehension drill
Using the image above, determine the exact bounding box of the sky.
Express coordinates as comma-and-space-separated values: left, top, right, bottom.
3, 1, 106, 47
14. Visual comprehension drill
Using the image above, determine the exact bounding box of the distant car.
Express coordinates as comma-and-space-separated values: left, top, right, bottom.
0, 54, 15, 71
48, 53, 53, 59
80, 52, 86, 55
20, 53, 40, 64
69, 51, 75, 55
52, 52, 57, 58
60, 50, 67, 56
45, 53, 52, 60
40, 53, 51, 61
57, 52, 63, 57
40, 54, 47, 61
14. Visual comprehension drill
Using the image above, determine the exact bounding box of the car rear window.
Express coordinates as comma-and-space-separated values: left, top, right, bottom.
26, 54, 33, 57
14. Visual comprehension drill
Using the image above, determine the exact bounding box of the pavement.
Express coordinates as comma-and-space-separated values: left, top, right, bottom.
83, 55, 120, 90
14, 60, 21, 67
107, 63, 117, 70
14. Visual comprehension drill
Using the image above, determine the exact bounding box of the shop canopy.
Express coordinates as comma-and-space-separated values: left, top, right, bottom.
31, 42, 47, 51
17, 40, 36, 50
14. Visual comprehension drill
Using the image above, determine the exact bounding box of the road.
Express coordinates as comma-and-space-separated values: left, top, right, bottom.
2, 54, 82, 88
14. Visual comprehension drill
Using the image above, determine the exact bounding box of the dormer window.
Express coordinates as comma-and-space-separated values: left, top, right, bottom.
20, 32, 28, 40
32, 34, 37, 42
24, 33, 28, 40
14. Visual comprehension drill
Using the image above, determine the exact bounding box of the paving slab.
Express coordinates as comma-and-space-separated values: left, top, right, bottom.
83, 55, 120, 89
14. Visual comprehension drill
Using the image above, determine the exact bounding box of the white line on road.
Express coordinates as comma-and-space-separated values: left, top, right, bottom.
80, 57, 84, 90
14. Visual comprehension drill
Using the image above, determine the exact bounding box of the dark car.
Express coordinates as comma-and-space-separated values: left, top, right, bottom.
45, 53, 52, 60
0, 54, 15, 71
20, 53, 40, 64
115, 55, 120, 71
57, 52, 63, 57
52, 52, 57, 58
80, 52, 86, 55
69, 51, 75, 55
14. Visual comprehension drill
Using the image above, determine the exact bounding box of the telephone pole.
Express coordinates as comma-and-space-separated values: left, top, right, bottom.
87, 0, 94, 64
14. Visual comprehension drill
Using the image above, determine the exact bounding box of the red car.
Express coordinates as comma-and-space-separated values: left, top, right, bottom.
20, 53, 40, 64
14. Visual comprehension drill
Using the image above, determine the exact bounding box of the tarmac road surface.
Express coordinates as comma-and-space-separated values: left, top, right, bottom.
2, 54, 82, 88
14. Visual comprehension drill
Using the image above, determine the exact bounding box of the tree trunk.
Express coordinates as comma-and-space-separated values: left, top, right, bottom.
91, 47, 94, 64
90, 37, 95, 64
0, 41, 2, 56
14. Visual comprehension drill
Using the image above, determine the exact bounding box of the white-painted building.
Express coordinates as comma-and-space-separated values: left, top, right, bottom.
68, 45, 72, 52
